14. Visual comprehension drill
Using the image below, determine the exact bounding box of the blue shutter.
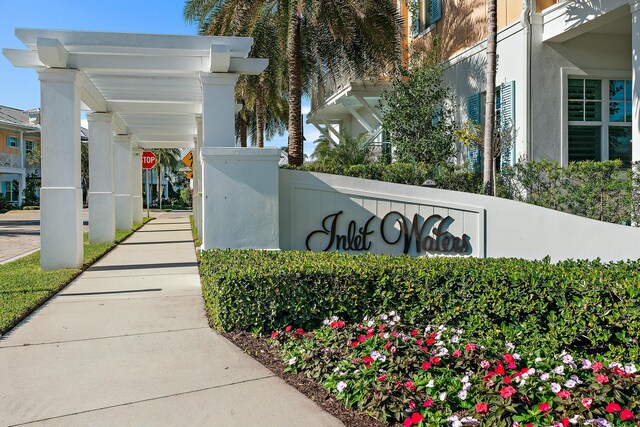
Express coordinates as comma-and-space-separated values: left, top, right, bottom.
500, 81, 516, 167
431, 0, 442, 24
467, 93, 482, 171
412, 1, 421, 36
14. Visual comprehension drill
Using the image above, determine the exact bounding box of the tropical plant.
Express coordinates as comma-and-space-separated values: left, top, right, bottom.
153, 148, 181, 210
185, 0, 404, 165
483, 0, 498, 195
311, 131, 374, 168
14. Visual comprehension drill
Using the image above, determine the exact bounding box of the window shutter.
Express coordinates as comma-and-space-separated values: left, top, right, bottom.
467, 93, 482, 171
412, 1, 421, 36
500, 80, 516, 167
431, 0, 442, 24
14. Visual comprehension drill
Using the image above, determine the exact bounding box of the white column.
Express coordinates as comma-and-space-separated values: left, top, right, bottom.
37, 69, 83, 270
87, 112, 115, 243
632, 0, 640, 162
114, 135, 133, 231
195, 114, 203, 238
131, 149, 143, 224
200, 73, 239, 148
18, 172, 26, 207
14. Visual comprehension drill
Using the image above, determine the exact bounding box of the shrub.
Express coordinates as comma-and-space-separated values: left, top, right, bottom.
199, 250, 640, 360
180, 187, 192, 207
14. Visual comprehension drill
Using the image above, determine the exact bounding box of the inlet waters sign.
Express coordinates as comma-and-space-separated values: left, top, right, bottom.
306, 211, 472, 255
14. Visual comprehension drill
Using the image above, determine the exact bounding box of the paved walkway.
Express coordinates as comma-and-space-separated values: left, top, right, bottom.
0, 213, 342, 426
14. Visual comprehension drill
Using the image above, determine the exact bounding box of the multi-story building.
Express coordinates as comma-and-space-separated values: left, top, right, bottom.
309, 0, 639, 168
0, 106, 41, 205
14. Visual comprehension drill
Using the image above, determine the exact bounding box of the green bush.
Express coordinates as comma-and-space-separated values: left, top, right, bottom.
22, 206, 40, 210
200, 250, 640, 360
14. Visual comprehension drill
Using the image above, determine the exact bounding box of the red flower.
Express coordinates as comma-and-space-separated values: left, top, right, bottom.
592, 362, 603, 372
411, 412, 424, 424
271, 331, 279, 339
403, 418, 414, 427
410, 329, 418, 336
476, 403, 488, 413
561, 418, 570, 427
404, 381, 416, 390
557, 390, 570, 399
503, 376, 512, 384
429, 356, 441, 365
357, 335, 366, 343
596, 374, 609, 384
495, 363, 505, 375
416, 339, 424, 345
507, 362, 517, 370
423, 400, 433, 407
350, 341, 359, 348
297, 328, 304, 335
385, 341, 392, 350
378, 324, 385, 331
620, 409, 634, 421
453, 350, 462, 358
376, 375, 387, 381
465, 343, 477, 351
500, 386, 516, 399
581, 398, 592, 409
362, 356, 374, 368
409, 401, 417, 410
421, 362, 431, 370
607, 402, 622, 413
504, 354, 515, 363
426, 338, 435, 345
285, 325, 292, 332
526, 424, 533, 427
538, 402, 551, 412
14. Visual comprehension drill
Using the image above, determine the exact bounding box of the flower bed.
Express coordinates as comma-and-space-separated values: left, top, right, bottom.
272, 315, 639, 426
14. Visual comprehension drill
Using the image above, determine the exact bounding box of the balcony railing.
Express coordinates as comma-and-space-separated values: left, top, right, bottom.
0, 153, 23, 169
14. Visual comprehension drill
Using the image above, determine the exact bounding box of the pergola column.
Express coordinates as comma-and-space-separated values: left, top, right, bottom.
195, 114, 203, 239
199, 73, 280, 251
632, 0, 640, 162
37, 69, 83, 270
87, 112, 115, 243
114, 135, 133, 230
131, 149, 143, 224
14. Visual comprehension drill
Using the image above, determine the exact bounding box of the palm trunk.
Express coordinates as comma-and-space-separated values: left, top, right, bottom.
256, 78, 265, 148
239, 114, 248, 148
483, 0, 497, 196
287, 2, 303, 166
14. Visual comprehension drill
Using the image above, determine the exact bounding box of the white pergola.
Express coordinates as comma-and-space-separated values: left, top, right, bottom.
4, 29, 278, 270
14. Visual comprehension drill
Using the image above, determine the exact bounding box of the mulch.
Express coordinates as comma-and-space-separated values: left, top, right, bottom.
223, 330, 385, 427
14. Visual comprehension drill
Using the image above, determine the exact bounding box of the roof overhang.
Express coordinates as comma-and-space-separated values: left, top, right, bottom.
3, 28, 269, 149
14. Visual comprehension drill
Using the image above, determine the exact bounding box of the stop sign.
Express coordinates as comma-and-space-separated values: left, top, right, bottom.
142, 151, 157, 169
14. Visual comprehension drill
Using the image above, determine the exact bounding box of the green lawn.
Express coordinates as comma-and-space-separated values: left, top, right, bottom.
0, 218, 153, 336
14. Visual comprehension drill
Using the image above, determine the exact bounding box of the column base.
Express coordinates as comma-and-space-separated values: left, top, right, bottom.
89, 191, 115, 243
115, 194, 133, 231
40, 187, 83, 270
201, 147, 280, 250
132, 195, 143, 224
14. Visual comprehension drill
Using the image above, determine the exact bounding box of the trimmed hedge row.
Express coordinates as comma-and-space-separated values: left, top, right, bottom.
200, 250, 640, 360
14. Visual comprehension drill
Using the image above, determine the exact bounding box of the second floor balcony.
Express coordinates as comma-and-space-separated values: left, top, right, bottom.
0, 152, 22, 169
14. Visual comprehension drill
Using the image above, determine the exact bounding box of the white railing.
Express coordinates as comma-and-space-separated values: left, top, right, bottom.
0, 153, 22, 168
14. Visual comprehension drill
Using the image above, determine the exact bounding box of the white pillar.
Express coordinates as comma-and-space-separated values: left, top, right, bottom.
114, 135, 133, 231
200, 73, 239, 148
632, 0, 640, 162
87, 112, 115, 243
195, 114, 203, 239
37, 69, 83, 270
18, 172, 26, 207
131, 149, 143, 224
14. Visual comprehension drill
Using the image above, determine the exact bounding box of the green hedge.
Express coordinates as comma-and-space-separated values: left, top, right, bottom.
200, 250, 640, 360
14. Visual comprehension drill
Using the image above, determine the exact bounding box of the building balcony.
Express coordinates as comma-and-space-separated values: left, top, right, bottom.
0, 153, 22, 170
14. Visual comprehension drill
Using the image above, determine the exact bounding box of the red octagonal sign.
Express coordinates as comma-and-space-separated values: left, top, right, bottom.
142, 151, 157, 169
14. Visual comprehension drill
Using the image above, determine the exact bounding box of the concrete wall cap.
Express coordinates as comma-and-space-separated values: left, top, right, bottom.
201, 147, 280, 161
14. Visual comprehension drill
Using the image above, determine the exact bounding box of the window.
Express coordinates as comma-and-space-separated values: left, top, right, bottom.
568, 78, 632, 167
25, 140, 34, 154
6, 136, 18, 148
1, 180, 19, 203
412, 0, 442, 36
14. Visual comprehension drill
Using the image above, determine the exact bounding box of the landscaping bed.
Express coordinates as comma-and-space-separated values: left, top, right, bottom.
200, 250, 640, 426
0, 218, 153, 335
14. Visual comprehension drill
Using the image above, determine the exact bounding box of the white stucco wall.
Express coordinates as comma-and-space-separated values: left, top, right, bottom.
280, 169, 640, 262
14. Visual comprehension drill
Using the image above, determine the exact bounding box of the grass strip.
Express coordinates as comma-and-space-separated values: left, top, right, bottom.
0, 217, 153, 336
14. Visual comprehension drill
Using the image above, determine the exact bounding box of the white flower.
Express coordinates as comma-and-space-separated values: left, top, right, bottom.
562, 353, 574, 365
570, 375, 583, 385
569, 415, 580, 424
527, 368, 536, 375
462, 382, 471, 390
388, 310, 396, 316
540, 372, 550, 381
371, 351, 382, 360
450, 335, 460, 343
323, 319, 330, 325
564, 379, 576, 388
367, 320, 375, 327
538, 386, 545, 392
383, 332, 389, 339
438, 325, 446, 331
336, 381, 347, 392
458, 389, 468, 400
513, 353, 521, 361
288, 357, 297, 365
553, 365, 565, 375
393, 315, 401, 322
437, 348, 449, 357
460, 417, 479, 425
582, 359, 592, 369
535, 357, 543, 364
462, 375, 470, 383
609, 362, 622, 369
550, 382, 561, 393
506, 342, 515, 350
388, 321, 395, 326
624, 363, 637, 374
426, 380, 435, 388
439, 391, 447, 401
331, 315, 338, 321
379, 314, 388, 320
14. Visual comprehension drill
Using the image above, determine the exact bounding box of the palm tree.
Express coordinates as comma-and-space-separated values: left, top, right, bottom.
483, 0, 498, 195
153, 148, 181, 209
185, 0, 404, 165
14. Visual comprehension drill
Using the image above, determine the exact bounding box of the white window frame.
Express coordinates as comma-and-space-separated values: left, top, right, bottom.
561, 68, 632, 166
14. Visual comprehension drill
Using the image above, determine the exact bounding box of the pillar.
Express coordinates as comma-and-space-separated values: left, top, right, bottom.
114, 135, 133, 230
87, 112, 115, 243
199, 73, 280, 250
632, 0, 640, 162
18, 172, 26, 207
131, 149, 143, 224
195, 115, 203, 239
37, 69, 83, 270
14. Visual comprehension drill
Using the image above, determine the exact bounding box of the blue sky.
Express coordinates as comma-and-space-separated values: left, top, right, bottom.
0, 0, 318, 154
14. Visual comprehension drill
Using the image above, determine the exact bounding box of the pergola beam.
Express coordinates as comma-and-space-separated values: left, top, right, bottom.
36, 38, 68, 68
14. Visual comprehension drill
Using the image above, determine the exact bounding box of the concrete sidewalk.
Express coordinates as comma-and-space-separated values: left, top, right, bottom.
0, 213, 342, 426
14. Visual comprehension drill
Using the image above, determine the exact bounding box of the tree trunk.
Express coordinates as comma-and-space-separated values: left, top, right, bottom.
287, 1, 303, 166
256, 78, 265, 148
483, 0, 498, 196
238, 114, 248, 148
